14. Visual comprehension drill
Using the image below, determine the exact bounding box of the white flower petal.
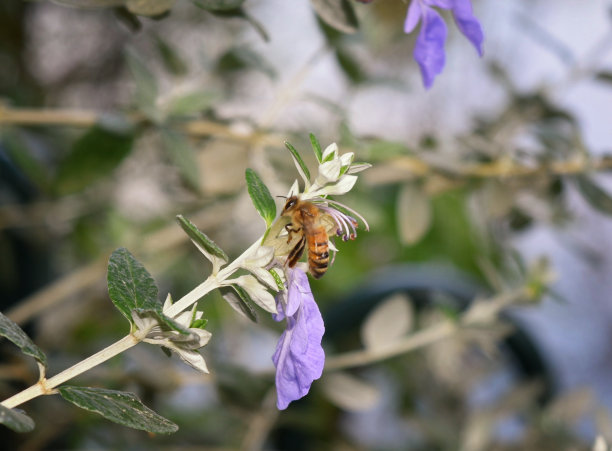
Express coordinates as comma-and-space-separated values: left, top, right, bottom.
131, 311, 158, 336
316, 175, 358, 196
316, 159, 342, 185
322, 143, 338, 161
235, 275, 277, 313
339, 152, 354, 167
328, 240, 339, 252
288, 180, 300, 197
167, 344, 209, 373
244, 245, 274, 268
347, 162, 372, 174
249, 266, 279, 290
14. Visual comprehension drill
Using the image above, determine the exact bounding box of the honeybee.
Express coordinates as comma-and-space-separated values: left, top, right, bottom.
281, 196, 336, 279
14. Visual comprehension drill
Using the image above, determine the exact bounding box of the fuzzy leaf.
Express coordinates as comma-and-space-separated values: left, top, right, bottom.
284, 141, 311, 183
245, 168, 276, 228
361, 293, 413, 350
55, 125, 134, 195
311, 0, 358, 34
58, 386, 178, 434
176, 215, 229, 262
0, 405, 35, 433
221, 286, 258, 322
321, 372, 380, 411
161, 129, 200, 191
167, 91, 217, 116
154, 34, 187, 75
0, 311, 47, 368
126, 0, 175, 16
125, 49, 158, 118
575, 175, 612, 216
107, 248, 159, 325
397, 183, 432, 245
192, 0, 245, 11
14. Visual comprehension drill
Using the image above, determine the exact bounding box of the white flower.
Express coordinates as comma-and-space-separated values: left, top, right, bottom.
228, 274, 277, 313
237, 245, 277, 291
289, 142, 371, 200
132, 295, 212, 373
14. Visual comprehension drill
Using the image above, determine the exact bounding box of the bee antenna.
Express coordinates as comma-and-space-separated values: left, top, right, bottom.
277, 195, 287, 199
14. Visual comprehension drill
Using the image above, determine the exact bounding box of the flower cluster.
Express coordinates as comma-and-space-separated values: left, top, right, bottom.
162, 138, 369, 410
267, 141, 369, 409
404, 0, 484, 88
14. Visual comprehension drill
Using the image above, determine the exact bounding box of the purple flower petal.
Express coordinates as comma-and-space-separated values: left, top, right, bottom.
272, 269, 325, 410
413, 6, 448, 89
404, 0, 423, 34
450, 0, 484, 56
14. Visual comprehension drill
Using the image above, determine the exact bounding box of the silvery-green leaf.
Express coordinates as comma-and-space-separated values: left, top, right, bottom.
310, 133, 323, 163
221, 286, 258, 323
397, 183, 431, 245
107, 248, 159, 325
245, 168, 276, 228
284, 141, 311, 184
192, 0, 245, 11
321, 372, 380, 411
0, 404, 35, 433
167, 91, 217, 117
55, 125, 134, 195
360, 293, 413, 350
0, 311, 47, 368
58, 386, 178, 434
125, 49, 158, 119
161, 129, 200, 191
310, 0, 358, 34
132, 308, 189, 335
126, 0, 175, 16
575, 175, 612, 216
52, 0, 124, 7
176, 215, 229, 263
154, 34, 187, 76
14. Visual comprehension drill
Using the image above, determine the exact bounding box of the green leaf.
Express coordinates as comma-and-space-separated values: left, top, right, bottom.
160, 129, 200, 191
154, 34, 187, 76
132, 308, 189, 334
107, 248, 159, 325
575, 175, 612, 215
269, 268, 285, 291
126, 0, 176, 16
125, 49, 158, 118
0, 311, 47, 368
595, 71, 612, 85
208, 9, 269, 41
310, 133, 323, 163
310, 0, 358, 34
55, 125, 134, 195
58, 386, 178, 434
220, 285, 257, 322
192, 0, 245, 11
284, 141, 311, 183
167, 91, 218, 117
0, 405, 35, 433
245, 168, 276, 228
217, 46, 276, 78
335, 48, 367, 83
176, 215, 229, 262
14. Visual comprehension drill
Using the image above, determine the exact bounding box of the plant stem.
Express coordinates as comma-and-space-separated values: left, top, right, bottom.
1, 335, 139, 409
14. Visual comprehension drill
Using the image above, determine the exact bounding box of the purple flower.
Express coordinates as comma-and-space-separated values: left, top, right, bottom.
272, 267, 325, 410
404, 0, 484, 89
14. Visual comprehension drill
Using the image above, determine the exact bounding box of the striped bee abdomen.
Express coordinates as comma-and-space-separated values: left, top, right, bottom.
307, 234, 329, 279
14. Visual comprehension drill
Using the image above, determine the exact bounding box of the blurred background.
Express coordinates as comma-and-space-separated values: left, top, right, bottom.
1, 0, 612, 449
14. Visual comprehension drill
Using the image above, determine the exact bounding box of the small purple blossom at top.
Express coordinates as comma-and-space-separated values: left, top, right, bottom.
404, 0, 484, 89
272, 267, 325, 410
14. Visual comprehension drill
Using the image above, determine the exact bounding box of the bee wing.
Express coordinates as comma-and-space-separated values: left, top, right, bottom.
320, 214, 337, 237
263, 215, 303, 257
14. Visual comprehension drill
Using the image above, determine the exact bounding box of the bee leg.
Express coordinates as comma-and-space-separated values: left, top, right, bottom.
285, 223, 302, 244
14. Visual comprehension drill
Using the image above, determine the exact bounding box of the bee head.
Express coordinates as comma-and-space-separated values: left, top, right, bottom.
282, 196, 299, 214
